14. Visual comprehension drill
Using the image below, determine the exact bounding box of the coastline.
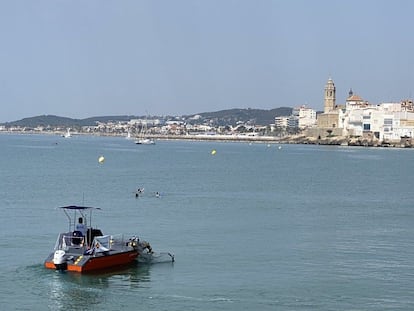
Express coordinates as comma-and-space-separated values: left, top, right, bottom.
1, 130, 413, 148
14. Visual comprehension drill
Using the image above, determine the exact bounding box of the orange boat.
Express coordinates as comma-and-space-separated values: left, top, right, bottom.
44, 205, 170, 273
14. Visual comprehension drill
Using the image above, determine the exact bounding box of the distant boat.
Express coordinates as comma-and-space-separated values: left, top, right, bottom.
125, 130, 132, 140
135, 138, 155, 145
135, 120, 155, 145
62, 128, 71, 138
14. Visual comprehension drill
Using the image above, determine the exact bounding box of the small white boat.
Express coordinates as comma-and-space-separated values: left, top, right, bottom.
125, 130, 132, 140
135, 138, 155, 145
135, 119, 155, 145
62, 128, 71, 138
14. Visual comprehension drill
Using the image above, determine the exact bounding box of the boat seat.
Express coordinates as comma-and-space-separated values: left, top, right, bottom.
71, 230, 84, 246
86, 228, 104, 247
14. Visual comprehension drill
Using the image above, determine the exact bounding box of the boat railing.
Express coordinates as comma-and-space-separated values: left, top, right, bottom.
111, 233, 138, 250
54, 233, 86, 251
109, 233, 126, 245
53, 232, 132, 253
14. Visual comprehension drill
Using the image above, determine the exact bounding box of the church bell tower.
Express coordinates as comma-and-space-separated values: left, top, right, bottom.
324, 77, 336, 113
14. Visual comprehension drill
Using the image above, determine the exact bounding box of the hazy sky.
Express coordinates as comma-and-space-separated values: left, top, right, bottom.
1, 0, 413, 122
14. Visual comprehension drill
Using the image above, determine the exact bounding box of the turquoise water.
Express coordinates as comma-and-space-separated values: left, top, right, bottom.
1, 134, 414, 310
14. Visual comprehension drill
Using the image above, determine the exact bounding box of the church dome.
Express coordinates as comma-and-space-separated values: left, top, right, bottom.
347, 94, 363, 102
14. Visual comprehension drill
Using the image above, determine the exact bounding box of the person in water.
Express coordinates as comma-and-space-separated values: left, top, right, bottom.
135, 187, 144, 198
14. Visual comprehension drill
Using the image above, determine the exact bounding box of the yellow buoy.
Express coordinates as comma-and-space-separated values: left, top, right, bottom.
211, 149, 216, 155
98, 156, 105, 163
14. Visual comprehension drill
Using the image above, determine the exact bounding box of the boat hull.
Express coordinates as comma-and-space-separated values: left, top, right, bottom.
44, 250, 139, 273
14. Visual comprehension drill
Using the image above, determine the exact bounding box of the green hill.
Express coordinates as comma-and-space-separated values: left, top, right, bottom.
2, 107, 293, 128
189, 107, 293, 126
2, 115, 139, 128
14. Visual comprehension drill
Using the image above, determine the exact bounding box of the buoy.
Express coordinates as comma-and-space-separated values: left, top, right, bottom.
211, 149, 216, 155
98, 156, 105, 163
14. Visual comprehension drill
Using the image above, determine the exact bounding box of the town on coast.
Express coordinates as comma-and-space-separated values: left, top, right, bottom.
1, 77, 413, 148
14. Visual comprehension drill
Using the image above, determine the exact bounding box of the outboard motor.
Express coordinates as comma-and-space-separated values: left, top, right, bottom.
53, 250, 67, 271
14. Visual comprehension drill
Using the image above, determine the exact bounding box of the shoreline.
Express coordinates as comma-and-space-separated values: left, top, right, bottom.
1, 130, 413, 148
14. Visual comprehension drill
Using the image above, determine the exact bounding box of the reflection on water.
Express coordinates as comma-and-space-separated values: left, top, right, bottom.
48, 263, 152, 310
63, 262, 152, 287
17, 263, 154, 311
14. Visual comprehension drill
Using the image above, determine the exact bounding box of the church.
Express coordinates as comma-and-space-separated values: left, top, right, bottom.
309, 77, 414, 145
315, 77, 369, 137
316, 77, 342, 130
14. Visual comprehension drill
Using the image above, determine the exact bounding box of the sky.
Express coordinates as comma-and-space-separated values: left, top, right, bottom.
0, 0, 413, 122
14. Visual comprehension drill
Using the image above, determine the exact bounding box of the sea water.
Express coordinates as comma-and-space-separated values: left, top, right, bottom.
1, 134, 414, 310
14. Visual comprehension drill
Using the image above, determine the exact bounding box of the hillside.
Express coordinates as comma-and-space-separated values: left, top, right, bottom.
1, 107, 293, 128
192, 107, 293, 126
2, 115, 141, 128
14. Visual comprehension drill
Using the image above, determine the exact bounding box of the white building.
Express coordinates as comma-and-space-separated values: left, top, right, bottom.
292, 105, 317, 129
342, 101, 414, 141
287, 115, 299, 128
316, 78, 414, 142
275, 116, 289, 128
